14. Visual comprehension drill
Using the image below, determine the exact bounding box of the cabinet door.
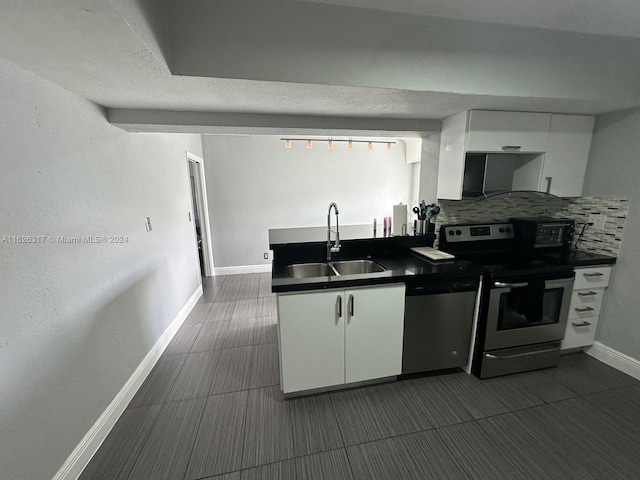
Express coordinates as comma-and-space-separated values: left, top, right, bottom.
467, 111, 551, 153
541, 115, 595, 197
437, 111, 468, 200
278, 291, 345, 393
344, 285, 405, 383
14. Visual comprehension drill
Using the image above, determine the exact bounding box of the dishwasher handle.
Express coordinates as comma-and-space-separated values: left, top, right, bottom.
406, 279, 479, 296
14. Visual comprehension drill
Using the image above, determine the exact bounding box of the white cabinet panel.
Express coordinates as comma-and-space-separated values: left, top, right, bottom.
562, 316, 600, 350
541, 115, 595, 197
568, 301, 602, 320
561, 266, 612, 351
573, 266, 611, 290
277, 284, 405, 394
278, 291, 345, 394
569, 287, 605, 305
437, 111, 468, 200
345, 285, 405, 383
466, 111, 551, 153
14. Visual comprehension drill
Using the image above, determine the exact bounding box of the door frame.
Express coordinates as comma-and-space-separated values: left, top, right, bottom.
186, 151, 215, 276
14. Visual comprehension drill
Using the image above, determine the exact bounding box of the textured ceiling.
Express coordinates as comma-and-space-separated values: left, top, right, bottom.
1, 0, 639, 134
297, 0, 640, 38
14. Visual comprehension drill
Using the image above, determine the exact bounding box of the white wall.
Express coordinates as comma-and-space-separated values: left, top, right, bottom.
582, 108, 640, 360
0, 59, 203, 480
201, 135, 415, 268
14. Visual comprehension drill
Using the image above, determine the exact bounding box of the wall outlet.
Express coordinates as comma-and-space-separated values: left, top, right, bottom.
588, 214, 606, 230
264, 252, 269, 260
145, 216, 152, 232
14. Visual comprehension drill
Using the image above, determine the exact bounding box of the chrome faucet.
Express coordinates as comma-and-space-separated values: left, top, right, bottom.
327, 202, 340, 261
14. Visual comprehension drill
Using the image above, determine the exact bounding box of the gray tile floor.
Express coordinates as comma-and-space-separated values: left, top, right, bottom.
80, 273, 640, 480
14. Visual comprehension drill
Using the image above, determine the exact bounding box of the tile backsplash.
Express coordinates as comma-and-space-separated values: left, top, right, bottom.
434, 194, 628, 256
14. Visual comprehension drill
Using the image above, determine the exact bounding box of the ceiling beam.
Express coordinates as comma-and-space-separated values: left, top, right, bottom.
107, 109, 440, 136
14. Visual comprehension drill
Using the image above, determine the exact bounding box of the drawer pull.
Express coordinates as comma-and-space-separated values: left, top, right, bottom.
485, 345, 560, 359
575, 306, 595, 313
577, 291, 598, 297
583, 272, 604, 278
572, 321, 592, 327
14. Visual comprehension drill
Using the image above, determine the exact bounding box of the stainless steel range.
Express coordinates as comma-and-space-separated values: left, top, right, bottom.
439, 221, 575, 378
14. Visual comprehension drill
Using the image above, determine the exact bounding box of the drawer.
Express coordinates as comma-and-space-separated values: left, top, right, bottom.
570, 287, 605, 305
573, 267, 611, 290
562, 316, 599, 350
568, 301, 602, 319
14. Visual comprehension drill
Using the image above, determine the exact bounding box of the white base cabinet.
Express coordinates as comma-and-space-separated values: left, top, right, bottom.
277, 284, 405, 394
562, 266, 612, 350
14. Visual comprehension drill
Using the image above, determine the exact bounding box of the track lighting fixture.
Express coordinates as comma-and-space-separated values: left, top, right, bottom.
280, 138, 397, 150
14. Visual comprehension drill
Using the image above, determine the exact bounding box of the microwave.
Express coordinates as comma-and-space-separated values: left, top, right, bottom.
510, 217, 575, 251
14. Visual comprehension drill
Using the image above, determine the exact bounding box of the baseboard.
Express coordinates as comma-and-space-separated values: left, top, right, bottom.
586, 341, 640, 381
52, 284, 203, 480
214, 264, 272, 275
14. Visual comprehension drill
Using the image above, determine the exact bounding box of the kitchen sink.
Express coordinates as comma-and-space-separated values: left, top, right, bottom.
284, 259, 387, 278
330, 260, 387, 275
285, 262, 338, 278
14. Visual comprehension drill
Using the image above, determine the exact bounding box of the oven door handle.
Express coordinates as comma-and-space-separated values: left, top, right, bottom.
493, 281, 529, 288
485, 345, 560, 360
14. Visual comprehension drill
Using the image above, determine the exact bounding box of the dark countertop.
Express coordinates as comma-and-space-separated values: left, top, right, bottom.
272, 252, 484, 293
270, 225, 482, 293
538, 249, 617, 268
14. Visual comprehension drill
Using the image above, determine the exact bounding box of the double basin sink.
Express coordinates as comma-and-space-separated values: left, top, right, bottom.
285, 259, 386, 279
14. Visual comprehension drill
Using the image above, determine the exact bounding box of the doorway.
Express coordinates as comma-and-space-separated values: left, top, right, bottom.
186, 152, 214, 277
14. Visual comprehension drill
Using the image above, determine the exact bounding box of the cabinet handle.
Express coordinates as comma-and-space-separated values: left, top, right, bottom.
349, 294, 354, 317
486, 344, 559, 359
574, 306, 595, 313
545, 176, 552, 194
572, 321, 592, 327
494, 281, 528, 288
502, 145, 522, 150
583, 272, 604, 278
337, 296, 342, 318
577, 291, 598, 297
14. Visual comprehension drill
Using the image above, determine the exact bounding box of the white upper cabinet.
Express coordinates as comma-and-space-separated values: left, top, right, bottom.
466, 111, 551, 153
437, 110, 594, 200
541, 115, 595, 197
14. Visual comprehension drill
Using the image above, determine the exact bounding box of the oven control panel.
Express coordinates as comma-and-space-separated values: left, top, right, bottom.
442, 223, 514, 243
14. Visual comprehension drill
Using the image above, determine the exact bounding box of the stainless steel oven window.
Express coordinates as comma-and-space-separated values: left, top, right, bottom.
484, 277, 574, 351
497, 287, 564, 330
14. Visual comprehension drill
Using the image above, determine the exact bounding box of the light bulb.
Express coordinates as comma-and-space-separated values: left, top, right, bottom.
347, 139, 353, 150
386, 142, 392, 151
367, 142, 373, 150
306, 140, 313, 149
327, 140, 333, 150
284, 139, 291, 149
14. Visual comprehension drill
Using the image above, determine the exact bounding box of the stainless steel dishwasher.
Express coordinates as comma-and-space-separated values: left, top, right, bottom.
402, 278, 479, 374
